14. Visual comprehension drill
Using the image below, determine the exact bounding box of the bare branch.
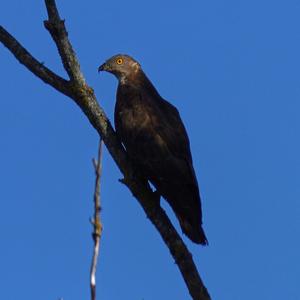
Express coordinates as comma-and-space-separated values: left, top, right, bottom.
90, 139, 104, 300
0, 1, 211, 299
44, 0, 85, 85
0, 26, 71, 97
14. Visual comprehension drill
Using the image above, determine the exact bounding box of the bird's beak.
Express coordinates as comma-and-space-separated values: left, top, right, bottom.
98, 63, 108, 73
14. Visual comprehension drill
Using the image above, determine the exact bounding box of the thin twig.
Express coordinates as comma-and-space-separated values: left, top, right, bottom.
0, 1, 211, 298
90, 139, 103, 300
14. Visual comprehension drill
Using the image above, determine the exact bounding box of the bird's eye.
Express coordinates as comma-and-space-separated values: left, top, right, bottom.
116, 58, 123, 65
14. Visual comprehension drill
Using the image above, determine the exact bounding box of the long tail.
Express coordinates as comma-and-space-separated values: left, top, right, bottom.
153, 178, 208, 245
179, 217, 208, 245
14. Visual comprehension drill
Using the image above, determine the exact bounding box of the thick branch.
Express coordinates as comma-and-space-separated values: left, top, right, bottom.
0, 2, 211, 299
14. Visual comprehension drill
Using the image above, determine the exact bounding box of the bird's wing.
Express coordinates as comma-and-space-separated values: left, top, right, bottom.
141, 90, 205, 242
116, 83, 197, 183
142, 90, 194, 162
137, 89, 199, 184
157, 98, 193, 161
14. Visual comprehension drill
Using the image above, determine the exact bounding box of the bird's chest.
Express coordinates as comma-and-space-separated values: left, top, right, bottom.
116, 104, 150, 131
115, 86, 152, 133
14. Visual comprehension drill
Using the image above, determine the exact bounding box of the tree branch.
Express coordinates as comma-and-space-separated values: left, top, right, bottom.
90, 139, 104, 300
0, 26, 71, 97
0, 1, 211, 299
44, 0, 85, 85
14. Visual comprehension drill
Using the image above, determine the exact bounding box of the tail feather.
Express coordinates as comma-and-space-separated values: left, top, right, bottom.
179, 218, 208, 245
153, 179, 208, 245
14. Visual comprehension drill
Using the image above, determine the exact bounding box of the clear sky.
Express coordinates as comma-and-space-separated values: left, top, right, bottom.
1, 0, 299, 299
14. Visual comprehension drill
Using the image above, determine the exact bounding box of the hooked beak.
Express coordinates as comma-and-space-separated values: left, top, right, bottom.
98, 62, 108, 73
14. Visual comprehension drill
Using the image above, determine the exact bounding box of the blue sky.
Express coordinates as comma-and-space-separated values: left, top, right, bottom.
1, 0, 300, 299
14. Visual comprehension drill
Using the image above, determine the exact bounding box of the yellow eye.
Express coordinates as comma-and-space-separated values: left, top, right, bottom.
116, 58, 123, 65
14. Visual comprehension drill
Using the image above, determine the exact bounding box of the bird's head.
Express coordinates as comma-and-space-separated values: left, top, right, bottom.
98, 54, 141, 83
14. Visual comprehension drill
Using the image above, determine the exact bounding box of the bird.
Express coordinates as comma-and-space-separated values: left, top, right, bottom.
98, 54, 208, 245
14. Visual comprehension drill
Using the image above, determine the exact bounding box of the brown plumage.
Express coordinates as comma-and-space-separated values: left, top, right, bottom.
98, 54, 208, 245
